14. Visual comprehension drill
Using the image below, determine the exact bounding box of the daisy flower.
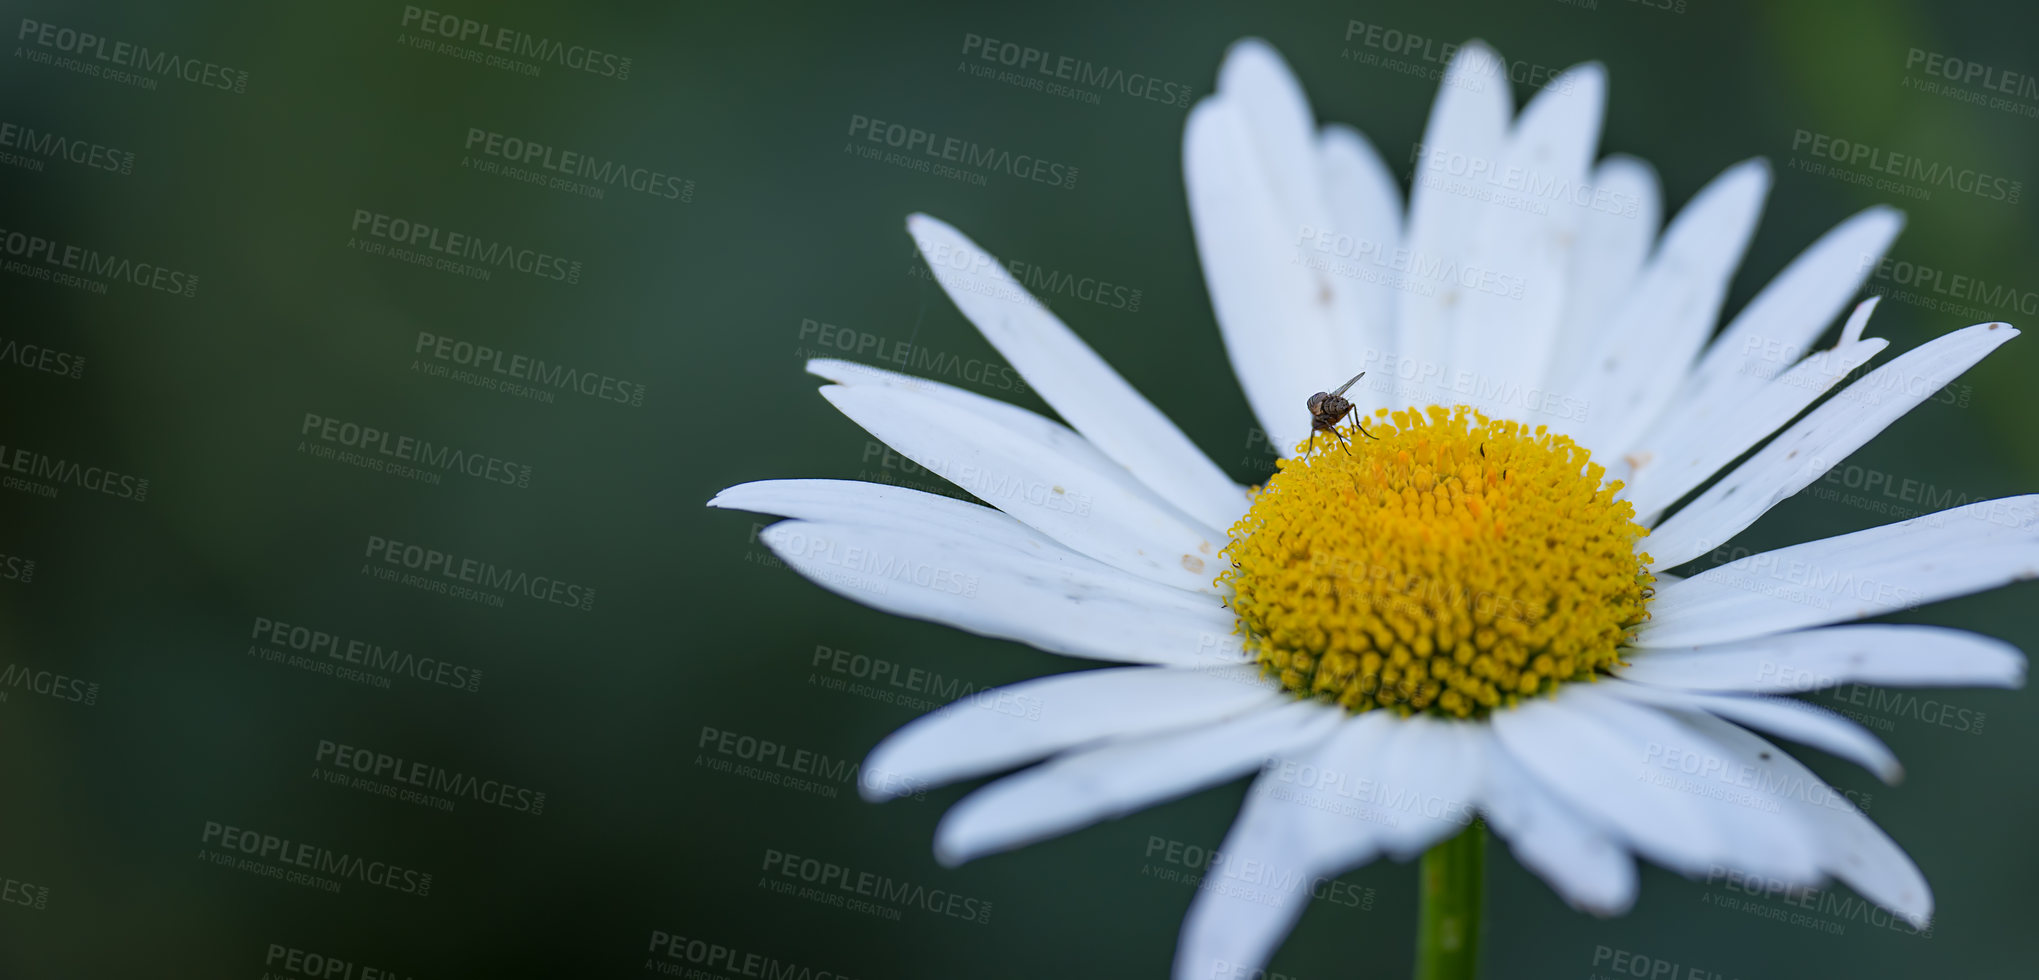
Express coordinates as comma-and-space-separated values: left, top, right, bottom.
711, 38, 2033, 979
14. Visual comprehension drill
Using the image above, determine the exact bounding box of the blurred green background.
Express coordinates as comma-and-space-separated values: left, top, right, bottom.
1, 0, 2035, 976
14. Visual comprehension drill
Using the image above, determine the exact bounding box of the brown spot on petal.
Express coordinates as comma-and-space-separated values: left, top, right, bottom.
1181, 554, 1206, 574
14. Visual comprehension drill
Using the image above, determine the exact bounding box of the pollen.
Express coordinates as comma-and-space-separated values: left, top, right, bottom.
1219, 405, 1654, 719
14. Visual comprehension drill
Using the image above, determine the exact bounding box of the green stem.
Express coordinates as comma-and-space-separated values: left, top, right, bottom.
1414, 820, 1485, 980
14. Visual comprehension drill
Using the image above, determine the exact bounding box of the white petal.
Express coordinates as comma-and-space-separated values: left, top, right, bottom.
1394, 41, 1513, 380
1645, 322, 2021, 568
1624, 294, 1886, 511
1573, 686, 1832, 883
1684, 207, 1904, 389
933, 699, 1342, 865
1490, 693, 1718, 875
904, 214, 1249, 530
1623, 331, 1890, 521
1360, 715, 1485, 860
759, 520, 1241, 667
1614, 624, 2027, 694
1670, 709, 1931, 927
819, 383, 1224, 591
1216, 39, 1332, 240
862, 664, 1279, 801
810, 358, 1140, 496
1184, 40, 1360, 453
1598, 678, 1903, 784
1478, 730, 1637, 915
1545, 155, 1661, 401
1490, 687, 1822, 883
1447, 63, 1606, 410
710, 478, 1059, 552
1570, 160, 1771, 453
1317, 123, 1403, 378
1185, 98, 1339, 453
725, 484, 1235, 667
1173, 712, 1400, 980
1637, 494, 2039, 647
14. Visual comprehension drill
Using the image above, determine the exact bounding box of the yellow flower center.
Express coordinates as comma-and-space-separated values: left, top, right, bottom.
1219, 405, 1654, 719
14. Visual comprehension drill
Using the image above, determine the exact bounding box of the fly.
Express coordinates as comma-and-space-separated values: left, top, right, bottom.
1307, 371, 1376, 455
